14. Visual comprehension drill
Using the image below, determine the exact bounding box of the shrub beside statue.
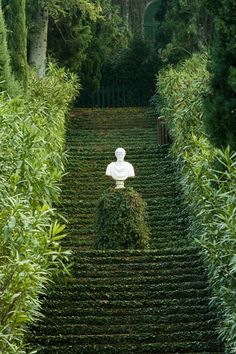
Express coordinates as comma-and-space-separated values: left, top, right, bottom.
94, 187, 150, 250
94, 148, 150, 250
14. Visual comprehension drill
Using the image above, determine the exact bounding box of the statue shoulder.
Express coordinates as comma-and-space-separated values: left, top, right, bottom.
125, 161, 133, 167
124, 161, 135, 176
106, 161, 115, 175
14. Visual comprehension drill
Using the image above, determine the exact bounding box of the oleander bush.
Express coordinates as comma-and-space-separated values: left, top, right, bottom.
94, 187, 150, 250
157, 53, 236, 353
0, 64, 78, 353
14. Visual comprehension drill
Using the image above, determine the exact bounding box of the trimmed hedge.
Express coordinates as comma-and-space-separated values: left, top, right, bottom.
94, 187, 150, 250
0, 64, 77, 353
157, 53, 236, 352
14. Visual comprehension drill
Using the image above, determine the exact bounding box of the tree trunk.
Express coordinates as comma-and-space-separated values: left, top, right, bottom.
29, 7, 48, 77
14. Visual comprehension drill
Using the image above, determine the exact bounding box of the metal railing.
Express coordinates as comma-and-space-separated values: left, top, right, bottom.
76, 85, 149, 108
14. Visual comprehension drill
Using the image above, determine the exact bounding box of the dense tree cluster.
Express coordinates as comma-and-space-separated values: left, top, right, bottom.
204, 0, 236, 150
0, 0, 127, 92
101, 39, 159, 104
112, 0, 150, 36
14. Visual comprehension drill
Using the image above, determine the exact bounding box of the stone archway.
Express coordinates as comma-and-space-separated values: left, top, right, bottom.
143, 0, 160, 42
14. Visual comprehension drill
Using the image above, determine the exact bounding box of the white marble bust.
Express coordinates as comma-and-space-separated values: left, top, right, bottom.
106, 148, 135, 189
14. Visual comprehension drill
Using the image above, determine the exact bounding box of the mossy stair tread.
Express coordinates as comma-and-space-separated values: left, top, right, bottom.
31, 330, 219, 343
29, 340, 221, 354
71, 247, 200, 257
37, 315, 216, 335
39, 300, 216, 317
34, 325, 218, 338
33, 346, 223, 354
28, 108, 223, 353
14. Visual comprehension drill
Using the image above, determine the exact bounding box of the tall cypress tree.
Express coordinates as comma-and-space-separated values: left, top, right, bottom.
0, 1, 17, 95
204, 0, 236, 150
2, 0, 28, 88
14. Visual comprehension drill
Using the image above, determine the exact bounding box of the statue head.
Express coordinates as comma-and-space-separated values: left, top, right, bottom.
115, 147, 126, 162
106, 147, 135, 188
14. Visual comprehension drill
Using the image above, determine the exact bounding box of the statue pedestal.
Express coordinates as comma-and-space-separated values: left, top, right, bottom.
115, 180, 125, 189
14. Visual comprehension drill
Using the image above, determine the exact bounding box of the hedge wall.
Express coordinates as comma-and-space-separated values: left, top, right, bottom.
0, 64, 77, 353
157, 53, 236, 353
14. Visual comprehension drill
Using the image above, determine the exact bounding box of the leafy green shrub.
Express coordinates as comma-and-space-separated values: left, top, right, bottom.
94, 187, 150, 250
0, 64, 78, 353
157, 53, 236, 352
203, 0, 236, 150
148, 93, 163, 118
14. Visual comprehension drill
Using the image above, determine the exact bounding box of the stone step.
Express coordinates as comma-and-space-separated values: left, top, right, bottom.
27, 108, 223, 353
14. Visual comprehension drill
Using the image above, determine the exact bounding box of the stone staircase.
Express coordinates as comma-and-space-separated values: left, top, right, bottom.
28, 107, 223, 353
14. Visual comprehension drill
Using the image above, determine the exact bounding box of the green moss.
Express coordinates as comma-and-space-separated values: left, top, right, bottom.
94, 187, 150, 250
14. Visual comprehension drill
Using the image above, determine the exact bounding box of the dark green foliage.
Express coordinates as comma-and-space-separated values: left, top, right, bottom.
79, 0, 130, 91
94, 187, 150, 249
144, 0, 169, 45
149, 93, 163, 118
99, 0, 211, 106
112, 0, 150, 36
47, 12, 92, 76
160, 0, 211, 64
2, 0, 28, 88
0, 4, 17, 95
204, 0, 236, 150
157, 55, 235, 351
101, 39, 160, 105
47, 0, 128, 91
0, 64, 77, 352
143, 0, 212, 66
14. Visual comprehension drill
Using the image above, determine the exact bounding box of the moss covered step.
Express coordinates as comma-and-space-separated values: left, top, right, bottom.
30, 339, 221, 354
32, 345, 223, 354
36, 321, 218, 336
40, 298, 213, 315
40, 313, 217, 327
27, 107, 223, 353
32, 330, 220, 346
70, 108, 156, 129
66, 131, 158, 145
71, 261, 205, 275
46, 282, 210, 299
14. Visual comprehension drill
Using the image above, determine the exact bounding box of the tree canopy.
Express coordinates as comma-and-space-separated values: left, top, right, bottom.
204, 0, 236, 150
0, 0, 128, 90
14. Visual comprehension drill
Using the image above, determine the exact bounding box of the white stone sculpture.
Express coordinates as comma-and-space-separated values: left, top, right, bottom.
106, 148, 135, 189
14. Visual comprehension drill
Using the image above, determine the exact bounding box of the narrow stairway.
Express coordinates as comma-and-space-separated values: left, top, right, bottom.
28, 108, 223, 353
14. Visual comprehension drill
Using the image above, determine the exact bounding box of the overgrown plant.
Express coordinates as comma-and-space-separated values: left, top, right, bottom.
0, 64, 78, 353
94, 187, 150, 250
157, 53, 236, 352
